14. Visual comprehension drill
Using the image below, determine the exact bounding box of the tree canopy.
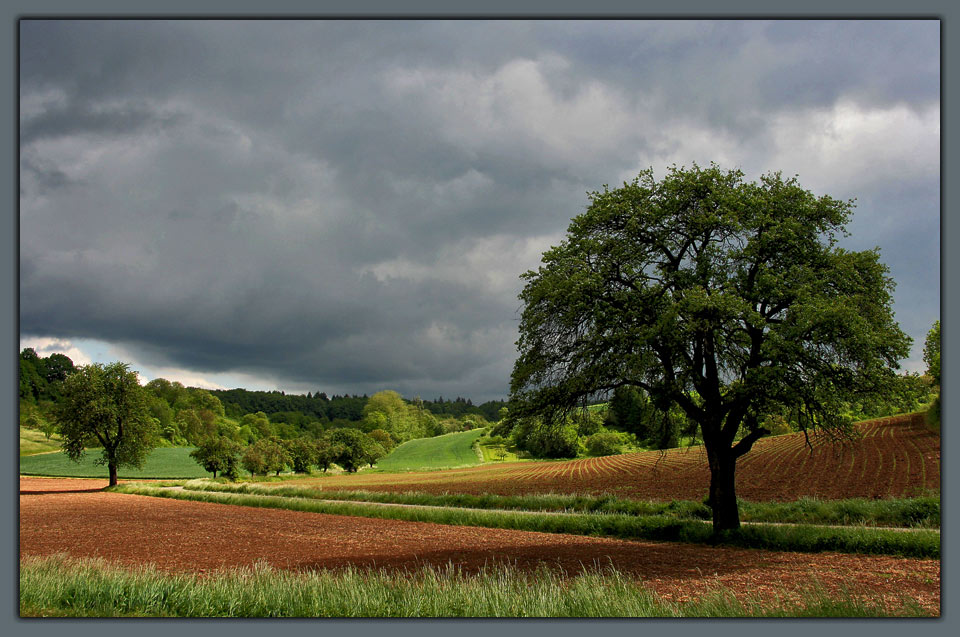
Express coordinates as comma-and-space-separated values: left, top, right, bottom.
56, 362, 158, 486
509, 164, 911, 531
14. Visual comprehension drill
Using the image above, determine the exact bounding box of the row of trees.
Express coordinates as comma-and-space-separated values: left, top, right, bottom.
189, 428, 389, 479
40, 360, 488, 485
209, 387, 507, 425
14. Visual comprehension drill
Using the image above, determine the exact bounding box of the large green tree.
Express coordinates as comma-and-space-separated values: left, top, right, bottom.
56, 362, 158, 486
509, 164, 911, 531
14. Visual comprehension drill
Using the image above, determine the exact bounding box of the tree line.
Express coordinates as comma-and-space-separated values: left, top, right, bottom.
20, 350, 501, 484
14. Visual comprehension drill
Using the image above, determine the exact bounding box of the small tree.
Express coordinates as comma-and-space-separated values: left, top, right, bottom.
284, 437, 318, 473
240, 444, 269, 478
326, 428, 371, 472
56, 362, 158, 486
254, 437, 292, 476
362, 439, 387, 468
367, 428, 395, 452
190, 436, 241, 479
314, 438, 337, 472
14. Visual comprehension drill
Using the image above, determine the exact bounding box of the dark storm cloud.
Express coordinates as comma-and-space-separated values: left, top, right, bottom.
19, 20, 940, 400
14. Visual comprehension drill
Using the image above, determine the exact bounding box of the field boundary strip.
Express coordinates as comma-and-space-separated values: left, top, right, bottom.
107, 483, 941, 560
166, 485, 940, 533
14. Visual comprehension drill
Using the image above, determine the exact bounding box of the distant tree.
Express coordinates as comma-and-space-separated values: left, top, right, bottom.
19, 349, 47, 402
924, 320, 941, 427
326, 428, 372, 472
362, 439, 387, 468
240, 411, 273, 439
509, 165, 911, 531
56, 362, 158, 486
367, 428, 395, 452
363, 390, 424, 441
240, 443, 269, 478
190, 436, 241, 480
924, 320, 941, 386
314, 438, 338, 472
145, 378, 186, 407
38, 416, 58, 440
251, 437, 292, 476
41, 353, 76, 384
176, 409, 206, 444
284, 437, 319, 473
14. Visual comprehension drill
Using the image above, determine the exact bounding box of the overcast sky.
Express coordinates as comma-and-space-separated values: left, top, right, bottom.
19, 19, 940, 402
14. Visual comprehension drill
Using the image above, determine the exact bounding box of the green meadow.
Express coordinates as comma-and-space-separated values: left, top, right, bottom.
19, 447, 209, 480
374, 429, 486, 471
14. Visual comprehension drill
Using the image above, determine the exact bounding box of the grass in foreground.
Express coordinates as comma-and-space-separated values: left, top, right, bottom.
19, 447, 210, 479
19, 555, 930, 618
115, 483, 940, 559
186, 481, 941, 529
375, 429, 486, 471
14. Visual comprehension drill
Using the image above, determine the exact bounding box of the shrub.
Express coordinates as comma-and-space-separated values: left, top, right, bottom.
586, 432, 624, 456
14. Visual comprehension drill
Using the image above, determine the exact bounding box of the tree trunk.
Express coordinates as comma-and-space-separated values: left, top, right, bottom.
707, 449, 740, 531
108, 463, 118, 487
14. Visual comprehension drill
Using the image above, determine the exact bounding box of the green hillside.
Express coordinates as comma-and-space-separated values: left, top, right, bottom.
376, 429, 485, 471
20, 427, 62, 456
19, 447, 209, 479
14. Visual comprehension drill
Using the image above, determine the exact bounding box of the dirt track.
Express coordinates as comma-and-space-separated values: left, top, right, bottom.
19, 477, 940, 613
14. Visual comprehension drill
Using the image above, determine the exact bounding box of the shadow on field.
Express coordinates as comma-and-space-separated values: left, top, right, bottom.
284, 536, 767, 580
20, 488, 108, 496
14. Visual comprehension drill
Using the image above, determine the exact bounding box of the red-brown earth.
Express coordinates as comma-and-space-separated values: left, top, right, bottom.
288, 413, 940, 501
20, 477, 940, 614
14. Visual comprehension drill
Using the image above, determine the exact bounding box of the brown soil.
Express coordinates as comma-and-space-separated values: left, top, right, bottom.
20, 477, 940, 614
292, 413, 940, 501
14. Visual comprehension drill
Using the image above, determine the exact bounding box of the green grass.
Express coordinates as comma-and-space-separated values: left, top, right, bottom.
477, 441, 524, 463
19, 554, 930, 617
183, 482, 940, 529
116, 483, 940, 558
375, 429, 486, 471
19, 447, 210, 479
19, 427, 62, 456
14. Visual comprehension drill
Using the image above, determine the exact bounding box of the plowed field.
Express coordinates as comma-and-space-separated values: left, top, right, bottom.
290, 413, 939, 501
19, 477, 940, 613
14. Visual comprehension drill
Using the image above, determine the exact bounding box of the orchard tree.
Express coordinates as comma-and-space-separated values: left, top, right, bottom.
240, 443, 269, 478
509, 164, 911, 531
190, 436, 241, 479
326, 428, 372, 472
284, 437, 319, 473
248, 437, 292, 476
56, 362, 158, 486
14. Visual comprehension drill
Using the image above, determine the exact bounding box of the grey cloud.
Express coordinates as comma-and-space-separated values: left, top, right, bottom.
20, 99, 183, 145
19, 20, 939, 401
